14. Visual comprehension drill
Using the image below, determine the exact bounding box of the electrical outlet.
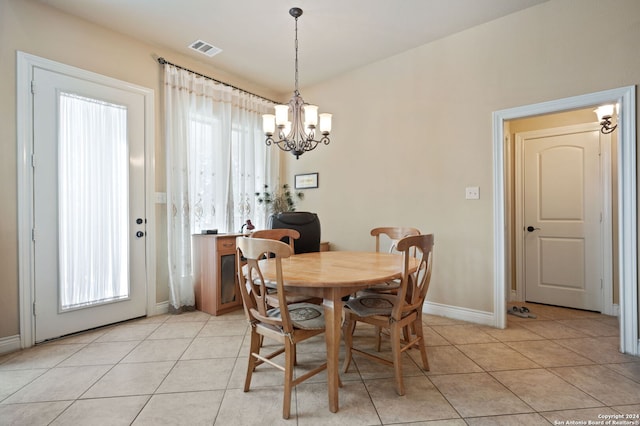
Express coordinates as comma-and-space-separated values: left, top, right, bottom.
465, 186, 480, 200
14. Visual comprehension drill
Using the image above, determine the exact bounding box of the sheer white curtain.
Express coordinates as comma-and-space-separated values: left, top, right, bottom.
163, 64, 279, 312
58, 92, 129, 309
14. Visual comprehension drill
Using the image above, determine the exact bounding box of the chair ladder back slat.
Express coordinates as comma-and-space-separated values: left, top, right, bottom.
370, 226, 421, 254
250, 228, 300, 252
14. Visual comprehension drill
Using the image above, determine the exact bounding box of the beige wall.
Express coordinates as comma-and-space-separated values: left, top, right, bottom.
285, 0, 640, 313
1, 0, 639, 340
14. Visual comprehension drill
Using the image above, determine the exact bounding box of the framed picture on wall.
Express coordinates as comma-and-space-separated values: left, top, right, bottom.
295, 172, 319, 189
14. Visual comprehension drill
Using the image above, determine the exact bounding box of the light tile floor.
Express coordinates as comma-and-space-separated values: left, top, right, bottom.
1, 302, 639, 425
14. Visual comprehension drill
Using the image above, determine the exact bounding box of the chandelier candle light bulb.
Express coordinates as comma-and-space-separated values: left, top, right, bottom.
319, 113, 332, 134
262, 114, 275, 136
263, 7, 332, 159
304, 105, 318, 128
274, 105, 290, 127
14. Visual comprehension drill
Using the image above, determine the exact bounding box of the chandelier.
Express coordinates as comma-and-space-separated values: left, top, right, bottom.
262, 7, 332, 159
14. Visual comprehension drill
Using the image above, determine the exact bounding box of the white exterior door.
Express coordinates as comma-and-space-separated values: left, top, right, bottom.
519, 125, 603, 311
33, 67, 147, 342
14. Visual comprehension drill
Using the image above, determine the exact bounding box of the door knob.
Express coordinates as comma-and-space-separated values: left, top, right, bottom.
526, 226, 541, 232
136, 231, 145, 238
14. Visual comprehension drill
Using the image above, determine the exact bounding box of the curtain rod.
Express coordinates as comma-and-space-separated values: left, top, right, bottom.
157, 57, 277, 104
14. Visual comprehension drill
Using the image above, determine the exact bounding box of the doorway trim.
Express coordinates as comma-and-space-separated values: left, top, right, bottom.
492, 86, 638, 355
16, 52, 157, 348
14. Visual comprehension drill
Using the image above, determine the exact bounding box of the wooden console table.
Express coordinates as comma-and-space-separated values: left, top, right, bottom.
192, 233, 244, 315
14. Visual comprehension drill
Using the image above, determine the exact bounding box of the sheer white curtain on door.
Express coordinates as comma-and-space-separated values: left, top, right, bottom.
58, 92, 129, 310
163, 64, 278, 312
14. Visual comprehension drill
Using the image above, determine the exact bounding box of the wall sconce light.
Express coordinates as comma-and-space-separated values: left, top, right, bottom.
594, 104, 618, 134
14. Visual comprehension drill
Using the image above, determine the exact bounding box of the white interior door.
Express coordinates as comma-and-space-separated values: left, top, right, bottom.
33, 67, 147, 342
520, 125, 603, 311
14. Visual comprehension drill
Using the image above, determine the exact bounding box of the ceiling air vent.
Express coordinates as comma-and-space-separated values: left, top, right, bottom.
188, 40, 222, 57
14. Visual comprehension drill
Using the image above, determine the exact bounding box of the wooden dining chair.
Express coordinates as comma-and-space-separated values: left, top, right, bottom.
249, 229, 320, 307
250, 228, 299, 251
371, 227, 422, 254
236, 236, 327, 419
342, 234, 434, 396
367, 227, 421, 293
362, 227, 422, 348
372, 228, 426, 302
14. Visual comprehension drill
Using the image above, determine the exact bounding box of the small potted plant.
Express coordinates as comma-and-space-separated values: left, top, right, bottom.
255, 184, 304, 215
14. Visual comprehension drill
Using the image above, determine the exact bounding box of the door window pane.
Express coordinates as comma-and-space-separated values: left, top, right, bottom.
58, 92, 129, 310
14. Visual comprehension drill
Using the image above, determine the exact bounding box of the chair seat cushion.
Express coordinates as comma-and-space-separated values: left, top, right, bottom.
363, 279, 401, 292
344, 294, 397, 317
268, 303, 325, 330
266, 292, 314, 306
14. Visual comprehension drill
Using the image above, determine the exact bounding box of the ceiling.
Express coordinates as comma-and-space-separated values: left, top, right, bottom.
37, 0, 548, 95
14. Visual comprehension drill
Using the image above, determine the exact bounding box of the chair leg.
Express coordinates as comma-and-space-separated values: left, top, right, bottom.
293, 344, 297, 366
389, 323, 405, 396
413, 319, 429, 371
342, 314, 356, 373
244, 328, 261, 392
375, 326, 382, 352
282, 339, 295, 419
402, 325, 410, 343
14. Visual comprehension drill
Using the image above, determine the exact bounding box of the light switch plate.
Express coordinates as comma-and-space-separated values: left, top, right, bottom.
465, 186, 480, 200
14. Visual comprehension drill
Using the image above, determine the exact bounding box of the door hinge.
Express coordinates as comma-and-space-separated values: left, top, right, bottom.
32, 228, 36, 241
33, 301, 36, 316
31, 80, 36, 94
31, 154, 36, 168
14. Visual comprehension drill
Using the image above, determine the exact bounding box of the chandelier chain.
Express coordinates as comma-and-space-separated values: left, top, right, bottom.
294, 15, 299, 95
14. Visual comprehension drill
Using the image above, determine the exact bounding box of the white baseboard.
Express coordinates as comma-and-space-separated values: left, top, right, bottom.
154, 301, 169, 315
1, 303, 169, 355
612, 304, 620, 317
423, 301, 495, 327
0, 335, 21, 356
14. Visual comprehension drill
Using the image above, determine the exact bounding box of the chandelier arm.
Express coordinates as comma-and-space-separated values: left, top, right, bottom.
271, 138, 293, 153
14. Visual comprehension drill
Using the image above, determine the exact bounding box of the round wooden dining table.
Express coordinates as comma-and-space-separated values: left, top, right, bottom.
257, 250, 418, 413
